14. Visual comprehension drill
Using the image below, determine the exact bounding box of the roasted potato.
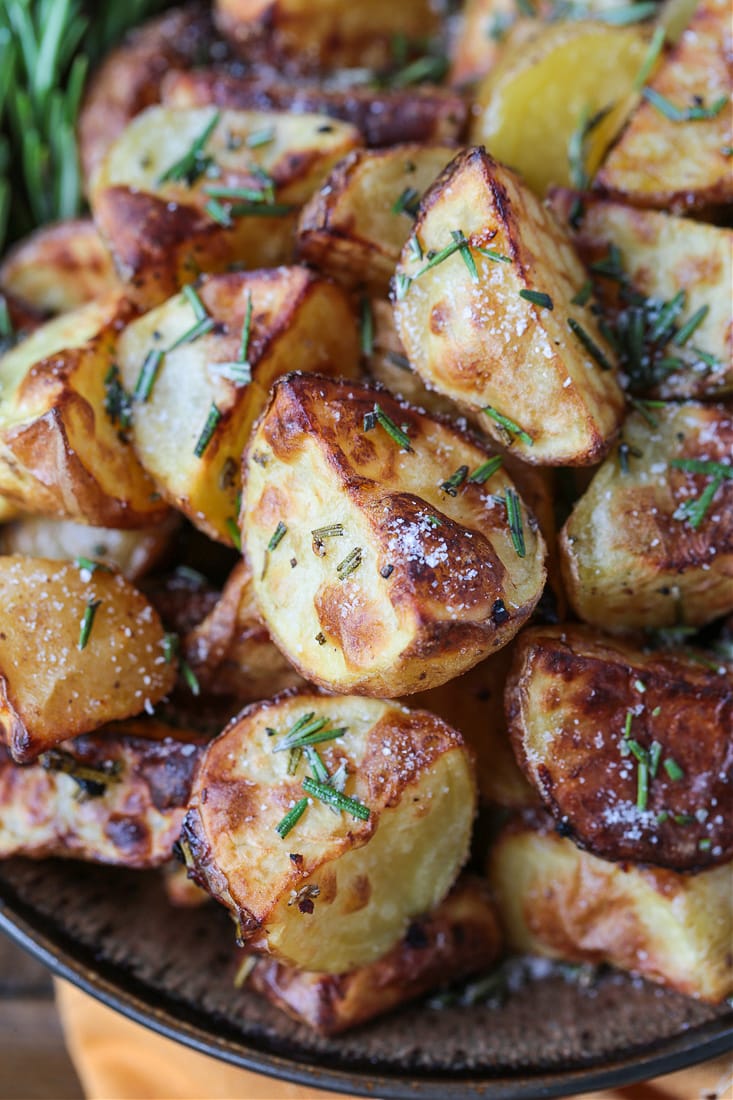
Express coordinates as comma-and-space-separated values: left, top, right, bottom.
0, 295, 169, 527
506, 625, 733, 870
162, 862, 211, 908
182, 691, 477, 972
0, 556, 176, 763
393, 148, 625, 466
469, 22, 651, 196
241, 374, 547, 697
0, 219, 119, 316
214, 0, 440, 71
0, 513, 179, 582
250, 876, 502, 1033
560, 402, 733, 629
162, 69, 468, 150
0, 719, 203, 867
116, 269, 359, 544
414, 644, 538, 808
596, 0, 732, 211
183, 560, 304, 702
296, 145, 459, 296
549, 191, 733, 399
489, 810, 733, 1003
78, 3, 219, 188
91, 106, 362, 306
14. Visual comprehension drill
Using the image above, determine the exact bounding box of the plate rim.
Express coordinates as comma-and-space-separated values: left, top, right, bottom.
1, 875, 732, 1100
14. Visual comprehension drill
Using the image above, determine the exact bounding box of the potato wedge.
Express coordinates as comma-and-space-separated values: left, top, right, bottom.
162, 69, 468, 149
413, 645, 538, 808
0, 295, 169, 527
506, 625, 733, 870
0, 556, 176, 763
214, 0, 440, 71
116, 269, 359, 543
183, 560, 304, 702
0, 513, 179, 582
182, 691, 476, 972
91, 106, 362, 307
549, 191, 733, 399
489, 810, 733, 1002
250, 876, 502, 1033
560, 402, 733, 629
0, 220, 119, 316
393, 148, 625, 466
78, 3, 219, 187
596, 0, 732, 211
296, 145, 459, 297
0, 719, 203, 867
470, 22, 650, 196
241, 374, 546, 697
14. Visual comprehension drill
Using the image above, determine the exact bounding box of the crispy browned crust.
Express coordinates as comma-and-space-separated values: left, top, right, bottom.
250, 876, 501, 1033
162, 68, 467, 148
0, 720, 204, 867
78, 3, 219, 188
0, 289, 44, 336
506, 625, 733, 871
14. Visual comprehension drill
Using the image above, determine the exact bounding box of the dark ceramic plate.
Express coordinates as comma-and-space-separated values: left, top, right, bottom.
0, 857, 731, 1099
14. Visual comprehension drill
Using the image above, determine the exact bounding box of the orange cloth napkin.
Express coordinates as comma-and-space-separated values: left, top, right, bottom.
55, 981, 732, 1100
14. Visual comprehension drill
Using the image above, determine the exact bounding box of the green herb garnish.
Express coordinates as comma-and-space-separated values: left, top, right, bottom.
158, 110, 220, 186
567, 317, 613, 370
275, 798, 309, 838
482, 406, 533, 447
75, 557, 110, 576
301, 776, 370, 820
104, 365, 133, 432
392, 186, 420, 217
519, 288, 553, 310
268, 521, 287, 551
78, 598, 101, 651
468, 455, 503, 484
503, 489, 526, 558
134, 349, 164, 402
225, 517, 242, 551
663, 757, 684, 781
336, 547, 363, 579
671, 305, 708, 346
360, 297, 374, 355
440, 465, 469, 496
642, 88, 728, 122
368, 403, 413, 451
246, 126, 275, 148
193, 403, 221, 458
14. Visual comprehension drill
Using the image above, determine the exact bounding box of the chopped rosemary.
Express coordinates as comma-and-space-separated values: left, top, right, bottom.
633, 25, 665, 92
504, 489, 526, 558
413, 235, 469, 278
597, 2, 657, 24
78, 599, 101, 651
104, 365, 133, 433
388, 53, 449, 89
664, 757, 684, 781
167, 316, 216, 351
567, 104, 613, 189
182, 283, 208, 322
482, 406, 533, 447
590, 244, 625, 282
203, 183, 271, 202
301, 776, 370, 820
158, 110, 220, 186
204, 198, 233, 226
426, 514, 442, 527
75, 557, 110, 576
336, 547, 363, 579
629, 396, 666, 428
673, 476, 725, 530
181, 660, 200, 696
408, 235, 423, 262
287, 747, 302, 775
385, 351, 412, 372
275, 798, 308, 838
519, 289, 553, 310
567, 317, 613, 370
649, 289, 685, 341
474, 246, 511, 264
698, 838, 712, 851
268, 521, 287, 552
225, 517, 242, 551
440, 465, 469, 496
571, 281, 593, 307
649, 741, 662, 778
360, 297, 374, 356
672, 305, 709, 346
670, 458, 733, 480
134, 349, 164, 402
273, 714, 347, 753
370, 403, 413, 451
468, 455, 503, 484
227, 200, 294, 217
393, 272, 412, 300
304, 746, 330, 784
312, 523, 344, 541
642, 88, 728, 122
193, 403, 222, 458
392, 186, 420, 217
451, 229, 479, 282
636, 759, 649, 811
246, 126, 275, 148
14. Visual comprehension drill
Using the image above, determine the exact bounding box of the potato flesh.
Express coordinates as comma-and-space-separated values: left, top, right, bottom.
0, 556, 175, 762
489, 815, 733, 1002
560, 404, 733, 628
394, 149, 625, 465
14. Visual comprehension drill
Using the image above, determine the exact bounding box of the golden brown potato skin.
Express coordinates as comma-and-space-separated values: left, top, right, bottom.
560, 403, 733, 630
183, 560, 304, 703
0, 557, 176, 763
250, 877, 502, 1034
0, 720, 203, 868
78, 3, 218, 188
162, 69, 468, 149
489, 810, 733, 1003
506, 625, 733, 871
242, 374, 546, 697
595, 0, 732, 212
0, 220, 120, 316
393, 148, 625, 466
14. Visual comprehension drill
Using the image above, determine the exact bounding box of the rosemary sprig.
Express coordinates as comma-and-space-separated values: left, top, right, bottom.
468, 455, 503, 484
366, 403, 413, 452
193, 403, 221, 458
519, 289, 553, 310
392, 186, 420, 217
567, 318, 613, 370
273, 715, 347, 753
336, 547, 363, 579
642, 88, 728, 122
301, 776, 370, 820
158, 110, 220, 186
78, 598, 101, 650
275, 798, 308, 838
440, 465, 469, 496
503, 489, 526, 558
482, 406, 533, 447
359, 297, 374, 356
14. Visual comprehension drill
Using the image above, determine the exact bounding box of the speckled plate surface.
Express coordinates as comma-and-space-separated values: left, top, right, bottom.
0, 858, 731, 1098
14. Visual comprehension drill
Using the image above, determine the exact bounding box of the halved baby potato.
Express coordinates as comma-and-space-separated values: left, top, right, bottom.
0, 718, 203, 867
0, 295, 168, 527
91, 106, 362, 306
549, 190, 732, 399
250, 876, 502, 1033
0, 556, 175, 763
560, 402, 733, 629
506, 625, 733, 870
296, 145, 459, 297
116, 269, 360, 544
489, 810, 733, 1003
392, 148, 625, 466
0, 219, 120, 316
183, 559, 305, 702
241, 374, 546, 697
183, 691, 477, 972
